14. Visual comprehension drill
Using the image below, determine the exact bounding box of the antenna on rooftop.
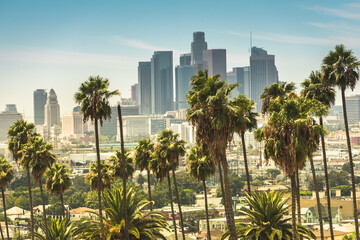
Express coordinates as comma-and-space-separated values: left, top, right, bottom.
250, 31, 252, 53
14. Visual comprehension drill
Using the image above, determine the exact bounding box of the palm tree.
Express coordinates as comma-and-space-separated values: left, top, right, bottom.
158, 129, 187, 240
220, 191, 315, 240
85, 161, 113, 192
45, 163, 71, 217
231, 95, 258, 193
301, 70, 336, 240
74, 75, 119, 240
21, 135, 56, 239
0, 157, 14, 239
188, 144, 215, 240
322, 44, 360, 240
134, 138, 154, 210
7, 120, 36, 240
73, 187, 169, 239
34, 218, 74, 240
260, 82, 296, 115
187, 70, 243, 240
109, 148, 135, 180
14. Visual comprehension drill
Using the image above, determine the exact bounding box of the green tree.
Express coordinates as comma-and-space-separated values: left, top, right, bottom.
0, 157, 14, 239
85, 161, 113, 192
220, 191, 315, 240
137, 174, 145, 189
322, 44, 360, 239
343, 162, 351, 174
307, 175, 325, 191
7, 119, 36, 240
134, 138, 154, 210
73, 187, 169, 239
34, 218, 75, 240
45, 163, 71, 217
188, 144, 216, 240
74, 75, 119, 239
108, 149, 135, 180
266, 169, 281, 179
328, 170, 350, 187
216, 173, 245, 198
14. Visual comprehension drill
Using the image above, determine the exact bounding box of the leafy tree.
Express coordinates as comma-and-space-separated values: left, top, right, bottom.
74, 75, 119, 239
307, 175, 325, 191
329, 170, 350, 187
137, 174, 145, 189
85, 161, 113, 192
266, 169, 281, 179
85, 191, 98, 209
217, 173, 245, 198
34, 218, 75, 240
333, 185, 351, 196
67, 191, 87, 209
343, 162, 351, 174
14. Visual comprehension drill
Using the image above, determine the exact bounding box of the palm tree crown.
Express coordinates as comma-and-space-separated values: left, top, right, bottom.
85, 161, 113, 191
0, 157, 14, 189
260, 82, 296, 115
108, 149, 135, 180
45, 163, 71, 196
34, 218, 75, 240
134, 138, 154, 172
187, 144, 215, 182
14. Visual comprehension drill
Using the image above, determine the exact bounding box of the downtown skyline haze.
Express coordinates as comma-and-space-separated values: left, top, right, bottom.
1, 0, 360, 120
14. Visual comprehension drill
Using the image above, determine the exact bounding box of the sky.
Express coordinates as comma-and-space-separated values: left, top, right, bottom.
0, 0, 360, 121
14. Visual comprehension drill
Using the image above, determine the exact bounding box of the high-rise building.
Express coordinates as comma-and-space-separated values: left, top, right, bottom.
175, 53, 195, 109
250, 47, 278, 112
151, 51, 174, 114
226, 67, 250, 98
34, 89, 47, 125
346, 95, 360, 122
44, 89, 61, 128
62, 112, 83, 135
138, 61, 152, 115
191, 32, 208, 71
0, 104, 22, 141
131, 83, 139, 105
202, 49, 227, 80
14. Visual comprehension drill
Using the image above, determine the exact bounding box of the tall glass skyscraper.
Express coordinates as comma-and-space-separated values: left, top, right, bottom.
175, 53, 195, 109
191, 32, 207, 71
202, 49, 227, 81
33, 89, 47, 125
250, 47, 278, 112
138, 62, 152, 114
226, 67, 250, 98
151, 51, 173, 114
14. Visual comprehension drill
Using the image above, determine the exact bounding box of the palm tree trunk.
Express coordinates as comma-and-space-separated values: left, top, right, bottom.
167, 174, 178, 240
217, 163, 225, 200
309, 156, 324, 239
320, 116, 334, 240
39, 182, 49, 239
147, 169, 153, 211
221, 160, 237, 240
0, 221, 4, 240
2, 188, 10, 240
203, 179, 211, 240
296, 168, 301, 224
342, 88, 360, 240
172, 170, 185, 240
60, 193, 65, 218
290, 174, 297, 240
241, 133, 251, 193
117, 104, 129, 240
94, 116, 105, 240
26, 169, 34, 240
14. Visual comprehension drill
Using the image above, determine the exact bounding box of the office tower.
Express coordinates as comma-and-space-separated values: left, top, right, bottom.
73, 106, 81, 112
226, 67, 251, 98
191, 32, 208, 71
151, 51, 174, 114
34, 89, 47, 125
44, 89, 61, 128
250, 47, 278, 112
346, 95, 360, 122
138, 62, 152, 115
0, 104, 22, 141
62, 112, 83, 135
131, 83, 139, 105
175, 53, 195, 109
202, 49, 227, 80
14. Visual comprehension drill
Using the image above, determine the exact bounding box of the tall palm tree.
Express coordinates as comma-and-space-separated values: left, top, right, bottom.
188, 144, 215, 240
151, 142, 179, 240
231, 95, 258, 193
260, 82, 296, 115
74, 75, 119, 240
21, 135, 56, 239
85, 161, 113, 193
109, 148, 135, 180
73, 187, 169, 239
158, 129, 187, 240
322, 44, 360, 240
221, 191, 315, 240
34, 218, 75, 240
134, 138, 155, 210
187, 70, 242, 240
0, 157, 14, 239
301, 70, 336, 240
45, 163, 71, 217
7, 120, 36, 240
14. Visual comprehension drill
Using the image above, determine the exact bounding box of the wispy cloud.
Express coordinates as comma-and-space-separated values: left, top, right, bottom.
306, 3, 360, 21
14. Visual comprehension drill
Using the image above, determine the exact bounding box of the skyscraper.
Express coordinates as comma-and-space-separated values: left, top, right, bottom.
346, 95, 360, 122
62, 111, 83, 135
138, 61, 152, 114
131, 83, 139, 105
0, 104, 22, 141
250, 47, 278, 112
34, 89, 47, 125
191, 32, 208, 71
226, 67, 251, 98
151, 51, 173, 114
202, 49, 227, 80
175, 53, 195, 109
44, 89, 61, 128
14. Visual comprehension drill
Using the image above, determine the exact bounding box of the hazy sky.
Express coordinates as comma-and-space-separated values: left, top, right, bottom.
1, 0, 360, 121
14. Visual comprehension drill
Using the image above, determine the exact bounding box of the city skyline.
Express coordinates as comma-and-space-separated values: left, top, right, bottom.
1, 0, 360, 119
